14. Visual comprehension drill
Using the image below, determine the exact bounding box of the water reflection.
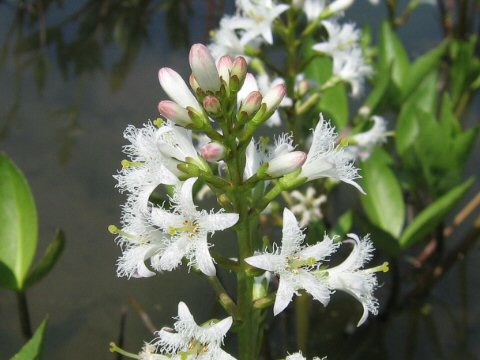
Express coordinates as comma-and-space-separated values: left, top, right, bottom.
0, 1, 479, 359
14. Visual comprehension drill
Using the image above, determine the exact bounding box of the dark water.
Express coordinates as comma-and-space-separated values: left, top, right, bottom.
0, 1, 479, 359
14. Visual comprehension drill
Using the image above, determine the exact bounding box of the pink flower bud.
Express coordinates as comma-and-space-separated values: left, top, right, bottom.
262, 84, 286, 112
189, 43, 221, 92
217, 55, 233, 85
203, 95, 221, 114
267, 151, 307, 177
231, 56, 248, 83
239, 91, 263, 116
200, 142, 226, 162
158, 67, 201, 111
158, 100, 192, 127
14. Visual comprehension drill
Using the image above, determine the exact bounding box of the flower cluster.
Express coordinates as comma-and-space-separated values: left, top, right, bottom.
110, 3, 389, 357
246, 209, 388, 326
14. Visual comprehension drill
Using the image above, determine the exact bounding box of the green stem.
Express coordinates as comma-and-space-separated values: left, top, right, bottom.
16, 290, 32, 341
207, 275, 240, 319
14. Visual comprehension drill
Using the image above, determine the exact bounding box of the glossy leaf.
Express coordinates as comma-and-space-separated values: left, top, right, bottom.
400, 178, 474, 249
0, 154, 38, 291
10, 317, 48, 360
359, 150, 405, 238
25, 229, 66, 288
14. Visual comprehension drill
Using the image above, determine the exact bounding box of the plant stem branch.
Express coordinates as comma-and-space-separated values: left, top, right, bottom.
16, 290, 32, 341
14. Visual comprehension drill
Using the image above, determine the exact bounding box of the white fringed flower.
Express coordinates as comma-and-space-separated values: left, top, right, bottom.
233, 0, 289, 44
114, 122, 180, 211
209, 18, 248, 60
151, 178, 239, 276
299, 114, 365, 194
290, 186, 327, 227
313, 20, 372, 96
318, 233, 387, 327
153, 302, 236, 360
113, 198, 167, 279
245, 208, 338, 315
347, 116, 388, 160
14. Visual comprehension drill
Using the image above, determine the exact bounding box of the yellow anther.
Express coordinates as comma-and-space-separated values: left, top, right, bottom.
154, 118, 164, 128
108, 225, 119, 234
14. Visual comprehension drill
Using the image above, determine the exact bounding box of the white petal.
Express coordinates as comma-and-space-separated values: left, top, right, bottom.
195, 240, 216, 276
281, 208, 305, 255
273, 277, 295, 315
296, 236, 338, 261
298, 271, 330, 306
177, 177, 198, 214
199, 316, 232, 344
159, 237, 190, 271
151, 207, 184, 231
200, 212, 239, 231
245, 253, 284, 272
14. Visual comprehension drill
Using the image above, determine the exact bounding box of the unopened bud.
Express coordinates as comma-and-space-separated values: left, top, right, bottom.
158, 100, 192, 127
203, 95, 221, 115
262, 84, 286, 113
266, 151, 307, 177
296, 80, 310, 96
328, 0, 354, 13
291, 0, 305, 8
217, 55, 233, 86
200, 142, 226, 162
231, 56, 248, 90
189, 73, 201, 95
240, 91, 263, 116
189, 43, 221, 92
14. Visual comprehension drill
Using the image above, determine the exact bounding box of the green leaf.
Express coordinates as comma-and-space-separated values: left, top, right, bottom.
25, 229, 65, 288
359, 65, 391, 117
317, 82, 349, 129
400, 40, 449, 101
359, 150, 405, 238
378, 21, 409, 90
10, 317, 48, 360
396, 105, 420, 156
399, 178, 474, 249
0, 153, 38, 291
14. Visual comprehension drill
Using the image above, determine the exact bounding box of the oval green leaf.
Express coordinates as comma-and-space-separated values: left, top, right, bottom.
359, 150, 405, 239
0, 153, 38, 291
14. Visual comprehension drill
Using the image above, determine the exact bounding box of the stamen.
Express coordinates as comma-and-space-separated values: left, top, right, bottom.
168, 220, 199, 237
154, 118, 164, 128
121, 159, 143, 169
288, 256, 317, 269
365, 261, 389, 273
108, 225, 136, 240
109, 342, 140, 359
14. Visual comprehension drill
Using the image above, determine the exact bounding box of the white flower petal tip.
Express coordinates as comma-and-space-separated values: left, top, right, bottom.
189, 43, 221, 92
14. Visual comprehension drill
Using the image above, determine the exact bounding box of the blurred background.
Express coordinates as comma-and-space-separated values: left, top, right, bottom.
0, 1, 479, 359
